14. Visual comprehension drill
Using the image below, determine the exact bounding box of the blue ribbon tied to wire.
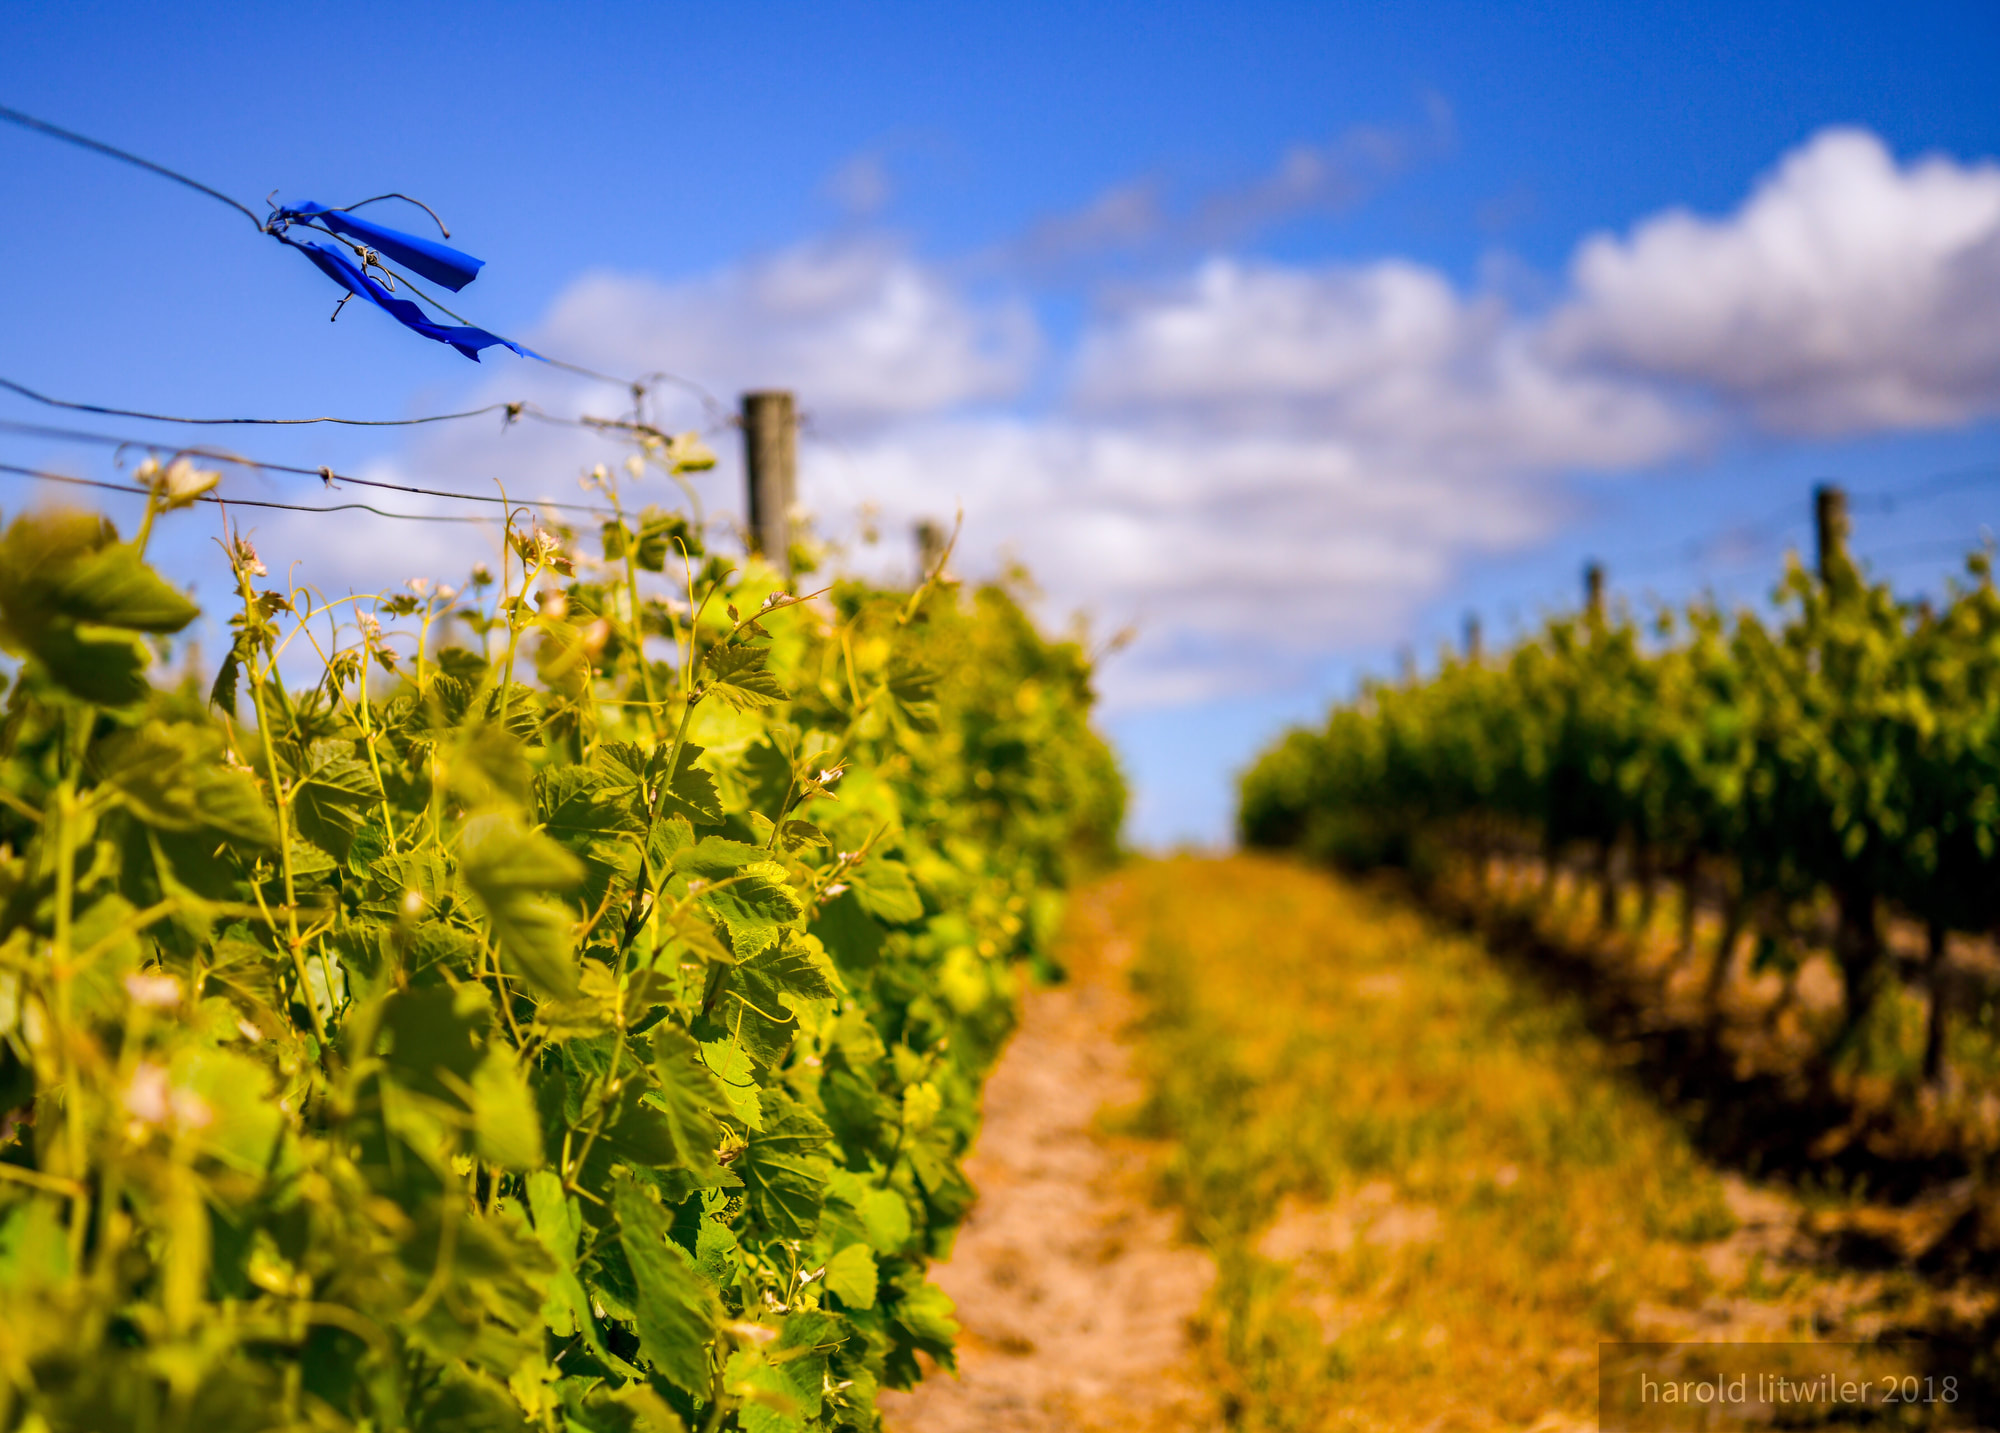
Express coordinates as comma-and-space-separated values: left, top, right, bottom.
267, 201, 539, 362
0, 104, 618, 368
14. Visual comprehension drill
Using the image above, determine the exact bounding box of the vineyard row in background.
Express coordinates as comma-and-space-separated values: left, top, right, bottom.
1241, 486, 2000, 1171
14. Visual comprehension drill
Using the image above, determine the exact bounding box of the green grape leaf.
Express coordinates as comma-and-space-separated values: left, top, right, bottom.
470, 1049, 543, 1170
290, 743, 376, 858
458, 816, 585, 998
740, 935, 839, 1005
647, 1026, 726, 1170
738, 736, 796, 817
887, 1278, 959, 1372
603, 1384, 687, 1433
376, 985, 491, 1104
675, 838, 805, 958
635, 506, 701, 571
847, 858, 924, 926
822, 1242, 878, 1310
446, 720, 534, 809
777, 819, 827, 852
0, 512, 195, 703
811, 896, 886, 973
23, 623, 150, 707
705, 645, 790, 711
699, 1034, 764, 1130
709, 937, 836, 1070
613, 1173, 722, 1395
649, 811, 697, 877
44, 540, 200, 633
722, 1351, 803, 1431
525, 1171, 594, 1339
658, 746, 724, 826
177, 1047, 290, 1178
208, 637, 247, 715
738, 1091, 832, 1241
97, 722, 277, 846
537, 764, 645, 906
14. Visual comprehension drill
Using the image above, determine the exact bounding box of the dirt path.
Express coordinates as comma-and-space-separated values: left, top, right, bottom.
885, 859, 2000, 1430
879, 884, 1217, 1433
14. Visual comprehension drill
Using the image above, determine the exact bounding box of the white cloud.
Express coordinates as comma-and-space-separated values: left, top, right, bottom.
323, 125, 2000, 710
942, 253, 1693, 702
532, 237, 1039, 424
264, 237, 1046, 603
1550, 128, 2000, 435
1074, 257, 1690, 470
808, 415, 1563, 706
335, 241, 1689, 708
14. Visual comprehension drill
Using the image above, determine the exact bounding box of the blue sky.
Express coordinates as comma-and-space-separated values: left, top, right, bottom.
4, 1, 1999, 845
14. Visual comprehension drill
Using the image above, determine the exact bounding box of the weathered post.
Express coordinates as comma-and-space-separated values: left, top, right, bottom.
915, 519, 947, 580
1584, 561, 1605, 622
1814, 483, 1848, 583
1463, 612, 1483, 663
741, 390, 796, 581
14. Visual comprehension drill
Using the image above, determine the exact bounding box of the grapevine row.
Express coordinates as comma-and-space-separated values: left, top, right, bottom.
1242, 532, 2000, 1072
0, 439, 1122, 1432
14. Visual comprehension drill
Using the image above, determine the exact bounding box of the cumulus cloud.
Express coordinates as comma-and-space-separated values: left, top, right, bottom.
327, 243, 1691, 709
337, 244, 1613, 705
259, 238, 1035, 607
810, 416, 1562, 705
326, 125, 2000, 709
1074, 257, 1690, 469
790, 251, 1690, 703
1550, 127, 2000, 435
533, 237, 1039, 424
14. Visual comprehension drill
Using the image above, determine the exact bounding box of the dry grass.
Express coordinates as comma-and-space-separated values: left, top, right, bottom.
1107, 855, 1974, 1432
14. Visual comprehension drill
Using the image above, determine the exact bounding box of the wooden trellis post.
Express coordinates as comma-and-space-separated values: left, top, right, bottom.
741, 390, 796, 581
1815, 483, 1849, 583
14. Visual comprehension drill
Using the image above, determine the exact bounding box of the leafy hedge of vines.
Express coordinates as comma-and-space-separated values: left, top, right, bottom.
1241, 543, 2000, 1052
0, 444, 1122, 1432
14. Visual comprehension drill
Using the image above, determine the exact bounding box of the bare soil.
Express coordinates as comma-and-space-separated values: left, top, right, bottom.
886, 860, 2000, 1429
879, 885, 1218, 1433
